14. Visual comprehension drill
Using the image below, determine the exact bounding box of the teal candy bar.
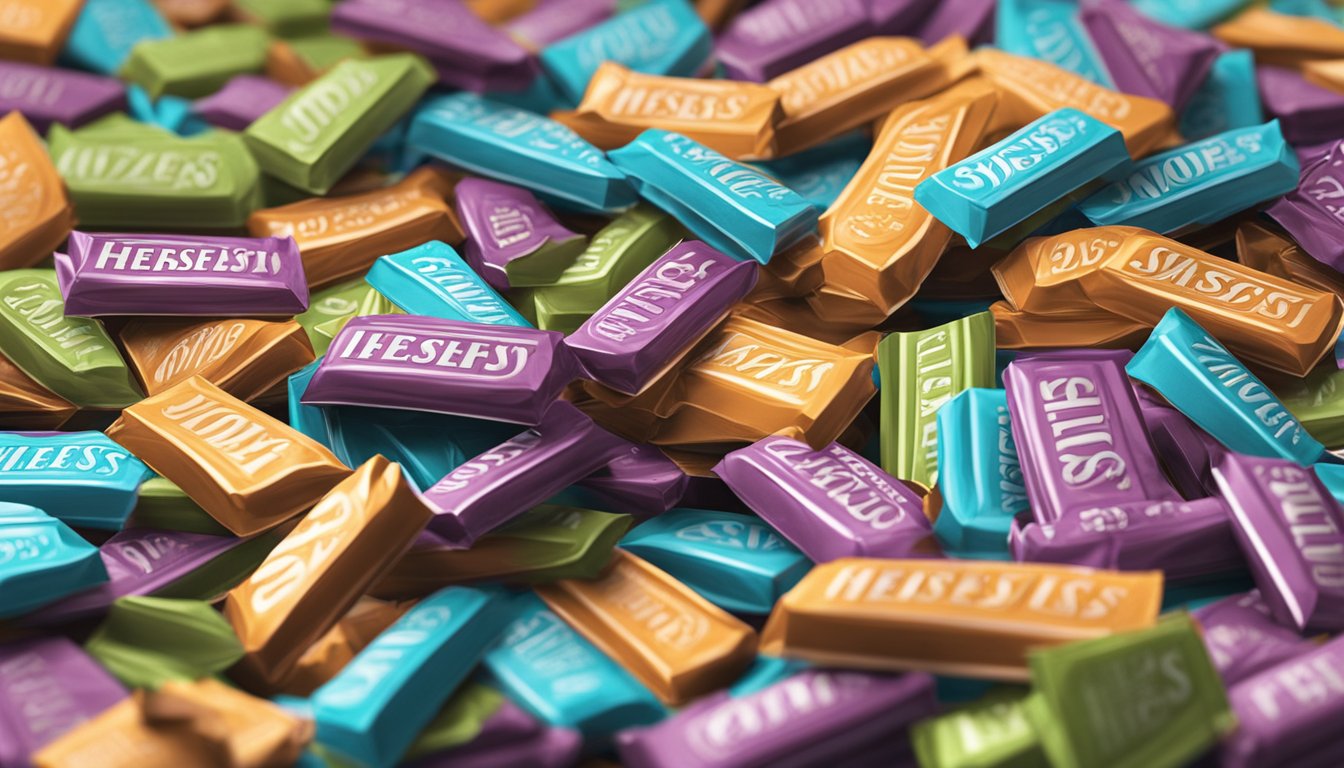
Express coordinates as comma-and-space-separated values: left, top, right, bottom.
996, 0, 1114, 86
933, 388, 1027, 560
365, 241, 531, 327
619, 508, 811, 614
288, 359, 330, 447
1128, 308, 1325, 466
313, 586, 512, 768
63, 0, 171, 75
608, 129, 818, 264
540, 0, 712, 103
1079, 121, 1298, 234
0, 431, 152, 530
1131, 0, 1250, 28
484, 593, 664, 742
1179, 50, 1263, 141
406, 92, 636, 213
0, 503, 107, 618
914, 108, 1129, 248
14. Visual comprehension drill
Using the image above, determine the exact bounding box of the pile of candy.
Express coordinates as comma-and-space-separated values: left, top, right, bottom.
6, 0, 1344, 765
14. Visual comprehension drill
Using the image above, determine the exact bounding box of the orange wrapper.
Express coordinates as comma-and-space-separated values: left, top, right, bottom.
106, 376, 350, 537
536, 549, 757, 705
141, 679, 312, 768
990, 301, 1151, 350
0, 0, 82, 64
224, 455, 431, 692
1236, 220, 1344, 301
1213, 8, 1344, 69
0, 351, 75, 429
760, 558, 1163, 681
0, 112, 75, 270
120, 318, 315, 403
992, 226, 1148, 315
34, 698, 215, 768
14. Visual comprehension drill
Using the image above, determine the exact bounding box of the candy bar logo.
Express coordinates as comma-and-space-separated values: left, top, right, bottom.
0, 531, 50, 564
773, 40, 914, 110
429, 430, 541, 494
951, 113, 1090, 192
0, 443, 128, 475
55, 145, 220, 190
481, 194, 538, 248
408, 255, 517, 325
841, 112, 951, 241
688, 673, 870, 756
608, 86, 752, 122
114, 532, 188, 575
336, 328, 531, 379
763, 439, 914, 531
161, 395, 293, 476
91, 239, 282, 274
0, 651, 90, 746
1037, 375, 1129, 490
153, 322, 247, 386
604, 573, 708, 649
986, 52, 1132, 120
281, 65, 380, 153
732, 0, 862, 46
1108, 135, 1257, 205
1192, 336, 1305, 445
1081, 648, 1193, 758
0, 68, 63, 108
504, 609, 603, 689
577, 4, 679, 70
1124, 247, 1313, 326
1047, 233, 1119, 275
247, 491, 355, 615
663, 135, 796, 200
591, 250, 716, 342
1023, 9, 1108, 83
675, 518, 789, 550
1261, 464, 1344, 590
3, 281, 109, 360
822, 563, 1131, 620
698, 333, 833, 393
914, 331, 954, 471
996, 406, 1029, 513
1246, 652, 1344, 722
319, 604, 455, 706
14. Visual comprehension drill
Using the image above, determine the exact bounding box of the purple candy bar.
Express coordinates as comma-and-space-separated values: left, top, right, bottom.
574, 443, 688, 516
1223, 634, 1344, 768
0, 636, 127, 767
715, 0, 873, 82
420, 401, 633, 547
566, 241, 758, 395
1080, 0, 1219, 112
1213, 452, 1344, 632
1009, 497, 1242, 581
1135, 389, 1227, 499
303, 314, 580, 425
55, 232, 310, 317
1003, 350, 1181, 525
192, 75, 293, 132
714, 436, 937, 563
406, 699, 581, 768
917, 0, 995, 46
1257, 66, 1344, 147
26, 528, 248, 625
1193, 591, 1314, 687
1266, 138, 1344, 272
618, 670, 938, 768
867, 0, 936, 34
454, 178, 585, 292
0, 61, 125, 132
505, 0, 617, 50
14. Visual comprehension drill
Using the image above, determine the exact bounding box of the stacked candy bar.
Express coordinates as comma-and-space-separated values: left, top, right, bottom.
6, 0, 1344, 766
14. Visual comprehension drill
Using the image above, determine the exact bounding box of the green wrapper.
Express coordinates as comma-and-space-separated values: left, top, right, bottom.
85, 596, 245, 689
296, 279, 403, 355
405, 683, 507, 759
246, 54, 434, 194
878, 311, 995, 488
1274, 367, 1344, 449
1025, 615, 1233, 768
48, 123, 263, 229
233, 0, 331, 35
912, 690, 1047, 768
121, 24, 271, 98
127, 477, 232, 535
526, 206, 684, 333
0, 269, 141, 409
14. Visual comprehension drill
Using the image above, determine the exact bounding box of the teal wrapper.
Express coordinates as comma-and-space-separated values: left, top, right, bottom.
934, 388, 1027, 560
366, 241, 531, 327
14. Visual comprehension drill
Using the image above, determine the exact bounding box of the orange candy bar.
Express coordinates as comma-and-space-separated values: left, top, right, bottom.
140, 678, 312, 768
990, 301, 1151, 350
0, 112, 75, 271
991, 226, 1147, 315
120, 318, 315, 403
0, 351, 75, 429
1213, 8, 1344, 69
0, 0, 82, 64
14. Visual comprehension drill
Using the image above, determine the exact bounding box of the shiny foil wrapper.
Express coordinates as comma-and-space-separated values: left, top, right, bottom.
120, 318, 314, 402
0, 113, 75, 271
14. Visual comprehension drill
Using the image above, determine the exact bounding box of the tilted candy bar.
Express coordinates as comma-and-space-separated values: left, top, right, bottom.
365, 240, 531, 327
454, 177, 587, 291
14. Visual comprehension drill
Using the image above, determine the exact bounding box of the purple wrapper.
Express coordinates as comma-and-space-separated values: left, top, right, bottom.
1266, 138, 1344, 272
406, 699, 580, 768
714, 436, 937, 563
192, 76, 293, 132
566, 241, 758, 395
420, 401, 633, 546
25, 528, 247, 625
574, 443, 688, 516
1135, 390, 1227, 499
1080, 0, 1219, 112
715, 0, 873, 82
1009, 497, 1242, 581
55, 232, 309, 317
618, 670, 937, 768
1193, 590, 1314, 687
1223, 634, 1344, 768
330, 0, 538, 92
0, 61, 125, 132
1004, 350, 1181, 525
303, 314, 579, 425
867, 0, 936, 34
1257, 66, 1344, 147
454, 178, 585, 292
917, 0, 995, 46
0, 636, 127, 767
505, 0, 617, 50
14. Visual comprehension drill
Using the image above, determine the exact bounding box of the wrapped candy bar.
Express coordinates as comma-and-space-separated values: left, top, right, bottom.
0, 113, 74, 271
0, 637, 127, 767
1267, 138, 1344, 273
119, 318, 309, 401
1212, 7, 1344, 68
454, 178, 587, 291
715, 0, 871, 83
0, 0, 82, 65
1256, 66, 1344, 147
120, 24, 270, 99
63, 0, 170, 76
139, 678, 311, 768
0, 62, 125, 132
0, 431, 151, 529
912, 691, 1045, 768
997, 0, 1112, 86
1193, 591, 1315, 687
0, 503, 106, 618
365, 240, 531, 327
1222, 634, 1344, 768
569, 444, 689, 515
1079, 0, 1219, 112
934, 388, 1029, 558
1179, 50, 1262, 142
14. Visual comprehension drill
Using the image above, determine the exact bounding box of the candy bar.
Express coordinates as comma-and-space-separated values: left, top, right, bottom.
1080, 0, 1219, 112
303, 314, 579, 424
32, 697, 208, 768
1193, 591, 1315, 686
0, 113, 74, 271
85, 596, 244, 688
1212, 7, 1344, 68
191, 75, 292, 132
1180, 50, 1262, 142
912, 691, 1045, 768
366, 240, 529, 327
231, 0, 328, 35
1257, 66, 1344, 147
997, 0, 1112, 86
1237, 220, 1344, 307
0, 431, 151, 529
454, 177, 587, 291
0, 0, 82, 65
609, 129, 817, 264
1136, 393, 1228, 499
1267, 138, 1344, 274
140, 678, 311, 768
0, 636, 126, 768
566, 240, 757, 395
120, 24, 270, 99
107, 376, 350, 536
536, 549, 757, 705
0, 504, 106, 618
0, 62, 126, 132
934, 388, 1029, 558
505, 0, 616, 51
277, 597, 409, 696
760, 558, 1162, 680
1212, 452, 1344, 631
570, 444, 689, 515
716, 0, 871, 83
1222, 634, 1344, 768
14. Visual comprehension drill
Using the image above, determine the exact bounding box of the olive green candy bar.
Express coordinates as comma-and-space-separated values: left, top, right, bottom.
233, 0, 331, 36
122, 24, 271, 99
912, 690, 1048, 768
